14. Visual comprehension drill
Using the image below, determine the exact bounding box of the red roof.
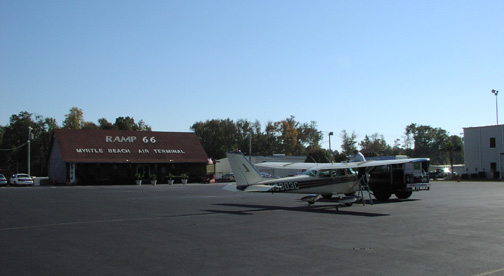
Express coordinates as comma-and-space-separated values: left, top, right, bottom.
53, 129, 208, 163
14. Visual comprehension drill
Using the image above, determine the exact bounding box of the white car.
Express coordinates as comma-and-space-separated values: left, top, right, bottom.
10, 174, 34, 186
0, 174, 7, 185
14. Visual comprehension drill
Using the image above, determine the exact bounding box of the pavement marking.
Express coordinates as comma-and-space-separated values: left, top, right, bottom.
474, 268, 504, 276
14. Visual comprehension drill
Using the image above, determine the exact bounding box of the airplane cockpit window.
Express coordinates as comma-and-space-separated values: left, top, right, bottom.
346, 168, 355, 175
319, 170, 331, 177
332, 169, 345, 177
302, 170, 317, 177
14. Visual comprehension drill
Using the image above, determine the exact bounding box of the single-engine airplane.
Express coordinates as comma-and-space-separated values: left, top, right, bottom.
223, 151, 430, 208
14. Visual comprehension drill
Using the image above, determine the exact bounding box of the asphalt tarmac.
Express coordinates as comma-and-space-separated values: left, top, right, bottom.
1, 181, 504, 276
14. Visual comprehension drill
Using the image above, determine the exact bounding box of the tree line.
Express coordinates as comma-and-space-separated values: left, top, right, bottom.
190, 116, 322, 160
191, 117, 464, 168
0, 108, 463, 176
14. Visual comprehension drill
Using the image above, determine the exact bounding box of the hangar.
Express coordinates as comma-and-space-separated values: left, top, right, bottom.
48, 129, 209, 185
464, 125, 504, 179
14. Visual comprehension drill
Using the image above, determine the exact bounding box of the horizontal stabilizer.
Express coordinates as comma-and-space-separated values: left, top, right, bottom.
222, 183, 275, 192
243, 185, 275, 192
223, 183, 239, 192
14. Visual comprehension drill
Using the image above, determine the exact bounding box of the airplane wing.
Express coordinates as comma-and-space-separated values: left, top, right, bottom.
349, 158, 430, 168
256, 162, 327, 169
256, 158, 430, 171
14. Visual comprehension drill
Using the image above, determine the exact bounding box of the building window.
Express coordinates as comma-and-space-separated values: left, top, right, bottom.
490, 137, 496, 148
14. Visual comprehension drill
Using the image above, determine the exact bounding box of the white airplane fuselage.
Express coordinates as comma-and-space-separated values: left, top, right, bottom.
226, 151, 360, 195
246, 174, 359, 195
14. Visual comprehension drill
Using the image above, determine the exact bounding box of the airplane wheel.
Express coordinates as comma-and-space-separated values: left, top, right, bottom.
395, 191, 412, 199
373, 191, 391, 201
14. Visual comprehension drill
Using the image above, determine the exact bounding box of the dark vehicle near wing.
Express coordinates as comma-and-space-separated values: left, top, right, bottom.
368, 159, 430, 200
429, 168, 452, 179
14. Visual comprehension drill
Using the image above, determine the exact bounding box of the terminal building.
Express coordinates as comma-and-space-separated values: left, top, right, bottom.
464, 125, 504, 179
48, 129, 209, 185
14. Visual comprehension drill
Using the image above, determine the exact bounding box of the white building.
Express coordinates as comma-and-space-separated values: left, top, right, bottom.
464, 125, 504, 179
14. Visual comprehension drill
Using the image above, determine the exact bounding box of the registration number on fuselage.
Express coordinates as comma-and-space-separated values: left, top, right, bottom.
270, 182, 299, 192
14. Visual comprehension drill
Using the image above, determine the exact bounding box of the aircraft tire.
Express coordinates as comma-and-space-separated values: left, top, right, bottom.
395, 191, 413, 199
373, 191, 392, 201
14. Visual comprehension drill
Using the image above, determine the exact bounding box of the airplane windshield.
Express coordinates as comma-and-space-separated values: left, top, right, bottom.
302, 170, 317, 177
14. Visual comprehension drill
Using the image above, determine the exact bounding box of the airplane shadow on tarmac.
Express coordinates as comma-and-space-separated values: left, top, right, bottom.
206, 203, 390, 217
206, 198, 420, 217
367, 198, 421, 205
316, 198, 421, 205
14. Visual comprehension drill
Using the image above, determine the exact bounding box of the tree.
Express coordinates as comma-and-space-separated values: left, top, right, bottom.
405, 123, 449, 164
136, 120, 151, 131
235, 119, 252, 156
191, 117, 324, 159
297, 121, 323, 152
191, 119, 238, 159
305, 146, 331, 163
0, 111, 58, 175
114, 116, 137, 131
391, 138, 405, 156
258, 121, 280, 155
82, 121, 98, 129
359, 133, 392, 157
332, 150, 348, 162
440, 135, 464, 172
273, 116, 299, 155
269, 116, 322, 156
340, 130, 358, 155
62, 107, 85, 129
113, 116, 151, 131
98, 118, 114, 130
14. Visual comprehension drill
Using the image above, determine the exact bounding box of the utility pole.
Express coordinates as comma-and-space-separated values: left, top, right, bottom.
249, 132, 252, 162
28, 127, 32, 175
328, 132, 333, 163
492, 89, 499, 125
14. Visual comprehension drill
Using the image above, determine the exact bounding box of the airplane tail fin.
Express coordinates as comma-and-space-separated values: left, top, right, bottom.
226, 151, 264, 190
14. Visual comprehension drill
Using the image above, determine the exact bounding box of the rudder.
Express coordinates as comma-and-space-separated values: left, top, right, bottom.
226, 152, 263, 188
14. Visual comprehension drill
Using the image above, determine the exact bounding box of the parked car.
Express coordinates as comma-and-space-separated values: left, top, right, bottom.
10, 174, 34, 186
0, 174, 7, 185
429, 168, 451, 179
217, 173, 235, 182
259, 172, 273, 178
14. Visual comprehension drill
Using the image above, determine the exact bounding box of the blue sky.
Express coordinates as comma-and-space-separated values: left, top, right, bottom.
1, 0, 503, 151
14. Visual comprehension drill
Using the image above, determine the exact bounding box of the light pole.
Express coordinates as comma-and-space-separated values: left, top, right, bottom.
249, 131, 252, 162
28, 127, 32, 176
328, 132, 333, 163
492, 89, 499, 125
